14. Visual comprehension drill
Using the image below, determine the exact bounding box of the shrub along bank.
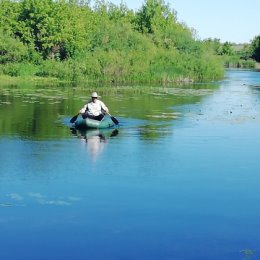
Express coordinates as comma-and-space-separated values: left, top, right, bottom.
0, 0, 245, 84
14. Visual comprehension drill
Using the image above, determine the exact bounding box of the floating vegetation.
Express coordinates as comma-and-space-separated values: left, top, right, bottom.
146, 114, 180, 119
240, 249, 255, 258
155, 88, 214, 97
145, 111, 181, 119
49, 101, 62, 104
1, 192, 82, 207
0, 203, 13, 207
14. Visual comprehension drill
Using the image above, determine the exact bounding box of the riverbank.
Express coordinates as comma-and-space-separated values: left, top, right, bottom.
1, 62, 258, 87
0, 72, 204, 87
0, 74, 65, 87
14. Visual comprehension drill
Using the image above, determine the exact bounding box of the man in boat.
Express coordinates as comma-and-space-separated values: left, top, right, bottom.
79, 92, 109, 121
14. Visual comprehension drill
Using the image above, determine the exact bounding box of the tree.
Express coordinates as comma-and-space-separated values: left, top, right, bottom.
0, 30, 28, 63
222, 41, 234, 56
202, 38, 222, 55
134, 0, 175, 35
251, 35, 260, 62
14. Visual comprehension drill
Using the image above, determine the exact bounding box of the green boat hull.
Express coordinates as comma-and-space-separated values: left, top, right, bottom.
75, 117, 115, 129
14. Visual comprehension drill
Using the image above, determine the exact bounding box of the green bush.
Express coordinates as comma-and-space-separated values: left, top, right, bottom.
0, 31, 28, 64
2, 62, 38, 77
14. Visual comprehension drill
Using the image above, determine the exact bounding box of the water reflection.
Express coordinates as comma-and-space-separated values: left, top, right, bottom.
70, 127, 119, 162
2, 70, 260, 260
0, 82, 219, 140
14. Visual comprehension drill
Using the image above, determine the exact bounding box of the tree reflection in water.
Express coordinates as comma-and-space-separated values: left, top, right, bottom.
70, 128, 119, 162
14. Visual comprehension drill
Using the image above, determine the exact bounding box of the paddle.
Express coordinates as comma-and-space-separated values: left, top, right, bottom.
70, 113, 79, 124
107, 113, 119, 125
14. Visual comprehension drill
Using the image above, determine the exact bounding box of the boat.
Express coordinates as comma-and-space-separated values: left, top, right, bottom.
74, 116, 115, 129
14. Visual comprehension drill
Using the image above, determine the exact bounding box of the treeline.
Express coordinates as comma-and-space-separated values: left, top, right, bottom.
0, 0, 252, 84
202, 38, 260, 69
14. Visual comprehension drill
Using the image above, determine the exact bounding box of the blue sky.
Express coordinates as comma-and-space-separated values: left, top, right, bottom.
109, 0, 260, 43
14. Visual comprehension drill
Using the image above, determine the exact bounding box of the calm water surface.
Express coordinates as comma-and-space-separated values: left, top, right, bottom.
1, 69, 260, 260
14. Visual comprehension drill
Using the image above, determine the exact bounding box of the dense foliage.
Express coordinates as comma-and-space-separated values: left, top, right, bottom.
251, 36, 260, 62
0, 0, 239, 83
201, 38, 257, 69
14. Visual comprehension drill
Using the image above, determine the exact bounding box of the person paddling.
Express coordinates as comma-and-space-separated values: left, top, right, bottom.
79, 92, 109, 121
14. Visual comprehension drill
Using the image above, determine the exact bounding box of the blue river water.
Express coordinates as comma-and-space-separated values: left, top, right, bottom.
1, 69, 260, 260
